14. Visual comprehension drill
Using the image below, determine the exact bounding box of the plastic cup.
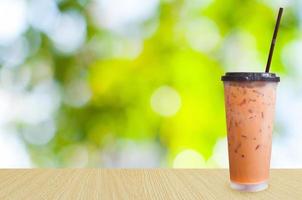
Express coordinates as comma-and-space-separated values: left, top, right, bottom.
221, 72, 280, 192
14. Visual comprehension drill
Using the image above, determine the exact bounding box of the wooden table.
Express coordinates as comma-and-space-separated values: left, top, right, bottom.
0, 169, 301, 199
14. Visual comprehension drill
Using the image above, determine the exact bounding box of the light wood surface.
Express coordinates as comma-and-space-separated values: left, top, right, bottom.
0, 169, 301, 199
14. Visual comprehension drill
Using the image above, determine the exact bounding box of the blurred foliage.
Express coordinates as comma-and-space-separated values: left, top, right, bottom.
19, 0, 299, 167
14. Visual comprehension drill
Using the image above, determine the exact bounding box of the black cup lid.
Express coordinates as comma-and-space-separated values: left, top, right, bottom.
221, 72, 280, 82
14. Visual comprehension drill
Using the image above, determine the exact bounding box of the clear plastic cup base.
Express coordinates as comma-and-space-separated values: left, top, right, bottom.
230, 181, 268, 192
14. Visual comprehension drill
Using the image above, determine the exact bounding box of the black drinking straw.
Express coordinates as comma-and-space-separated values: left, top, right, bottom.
265, 7, 284, 73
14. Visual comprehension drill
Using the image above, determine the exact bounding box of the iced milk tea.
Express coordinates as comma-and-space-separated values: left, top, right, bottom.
222, 72, 279, 192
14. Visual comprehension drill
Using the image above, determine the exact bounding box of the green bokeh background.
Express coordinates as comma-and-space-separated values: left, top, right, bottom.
7, 0, 299, 167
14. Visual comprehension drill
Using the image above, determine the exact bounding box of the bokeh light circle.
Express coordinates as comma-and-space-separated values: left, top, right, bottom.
173, 149, 206, 168
151, 86, 181, 117
90, 0, 159, 33
185, 18, 221, 53
48, 10, 87, 54
0, 0, 28, 45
